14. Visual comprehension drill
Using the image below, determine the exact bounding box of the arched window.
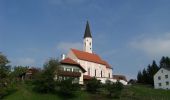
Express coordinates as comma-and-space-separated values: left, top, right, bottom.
88, 68, 90, 76
95, 69, 96, 76
101, 71, 102, 77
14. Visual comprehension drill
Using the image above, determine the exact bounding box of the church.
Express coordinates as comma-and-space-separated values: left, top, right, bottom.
58, 21, 117, 84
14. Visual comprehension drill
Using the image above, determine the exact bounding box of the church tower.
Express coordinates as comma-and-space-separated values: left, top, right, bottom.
83, 21, 92, 53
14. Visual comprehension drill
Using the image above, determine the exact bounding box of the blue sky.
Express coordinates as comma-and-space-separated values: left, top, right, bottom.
1, 0, 170, 79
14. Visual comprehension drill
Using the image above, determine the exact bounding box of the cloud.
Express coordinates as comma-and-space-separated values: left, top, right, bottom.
57, 42, 82, 52
16, 58, 35, 66
130, 33, 170, 57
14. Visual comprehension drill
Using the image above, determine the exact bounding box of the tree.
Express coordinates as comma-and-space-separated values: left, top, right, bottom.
0, 52, 13, 99
0, 52, 10, 87
105, 80, 124, 98
160, 56, 166, 68
33, 58, 60, 93
137, 60, 160, 85
147, 61, 159, 85
0, 53, 9, 65
10, 66, 28, 81
86, 77, 101, 93
137, 71, 142, 83
160, 56, 170, 68
142, 68, 148, 84
58, 78, 80, 96
165, 57, 170, 68
105, 80, 114, 97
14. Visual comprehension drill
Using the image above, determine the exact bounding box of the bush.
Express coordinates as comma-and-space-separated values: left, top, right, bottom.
32, 58, 59, 93
86, 77, 101, 93
33, 71, 56, 93
58, 78, 80, 96
0, 85, 17, 99
105, 80, 124, 98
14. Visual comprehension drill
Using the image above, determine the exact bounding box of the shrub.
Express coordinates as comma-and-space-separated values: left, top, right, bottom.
58, 78, 80, 96
0, 85, 17, 99
33, 58, 59, 93
33, 71, 56, 93
86, 77, 101, 93
105, 80, 124, 98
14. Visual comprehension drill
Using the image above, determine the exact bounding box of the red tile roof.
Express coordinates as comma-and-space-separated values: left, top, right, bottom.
61, 57, 79, 65
60, 58, 86, 72
71, 49, 112, 69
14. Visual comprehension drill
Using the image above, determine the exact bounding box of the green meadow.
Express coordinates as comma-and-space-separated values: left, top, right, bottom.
4, 84, 170, 100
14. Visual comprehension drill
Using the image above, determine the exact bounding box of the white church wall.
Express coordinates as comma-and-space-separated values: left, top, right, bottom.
78, 59, 109, 78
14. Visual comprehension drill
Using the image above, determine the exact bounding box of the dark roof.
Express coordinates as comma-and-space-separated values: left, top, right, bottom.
84, 21, 92, 38
113, 75, 127, 82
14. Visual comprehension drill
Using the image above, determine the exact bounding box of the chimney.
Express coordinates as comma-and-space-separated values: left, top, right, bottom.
61, 54, 66, 60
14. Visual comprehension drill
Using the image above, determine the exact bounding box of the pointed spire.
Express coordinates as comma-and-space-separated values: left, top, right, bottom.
84, 21, 92, 38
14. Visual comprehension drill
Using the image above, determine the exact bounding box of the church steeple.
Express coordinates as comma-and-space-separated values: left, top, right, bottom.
84, 21, 92, 38
83, 21, 92, 53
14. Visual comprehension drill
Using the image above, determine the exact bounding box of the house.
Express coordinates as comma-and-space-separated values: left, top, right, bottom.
63, 21, 116, 84
113, 75, 128, 85
154, 67, 170, 90
25, 67, 39, 80
56, 58, 86, 84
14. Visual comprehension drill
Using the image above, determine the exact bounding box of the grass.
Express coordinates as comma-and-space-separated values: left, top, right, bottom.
121, 85, 170, 100
4, 84, 170, 100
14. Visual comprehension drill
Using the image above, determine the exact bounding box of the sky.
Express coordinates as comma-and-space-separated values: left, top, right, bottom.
1, 0, 170, 80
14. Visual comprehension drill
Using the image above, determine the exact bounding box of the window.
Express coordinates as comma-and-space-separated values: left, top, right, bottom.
73, 69, 79, 72
166, 81, 169, 85
101, 71, 103, 77
88, 68, 90, 76
89, 42, 91, 46
66, 68, 72, 72
95, 69, 96, 76
158, 83, 161, 86
158, 76, 161, 80
161, 70, 163, 73
165, 75, 168, 79
109, 73, 110, 78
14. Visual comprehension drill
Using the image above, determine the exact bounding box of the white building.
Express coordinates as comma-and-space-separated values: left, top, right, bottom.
58, 58, 86, 84
154, 67, 170, 90
65, 21, 116, 84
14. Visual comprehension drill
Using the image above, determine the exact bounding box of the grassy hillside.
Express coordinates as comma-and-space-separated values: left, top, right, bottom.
4, 84, 170, 100
122, 85, 170, 100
